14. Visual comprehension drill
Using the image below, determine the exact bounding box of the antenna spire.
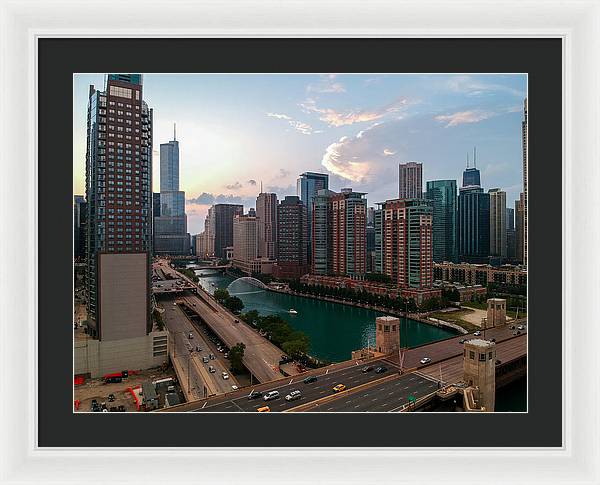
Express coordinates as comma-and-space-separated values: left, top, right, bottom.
174, 122, 176, 141
473, 146, 477, 168
260, 181, 263, 194
466, 152, 470, 168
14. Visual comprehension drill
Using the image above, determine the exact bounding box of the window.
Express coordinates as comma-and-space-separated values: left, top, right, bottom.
109, 85, 132, 99
479, 353, 486, 362
469, 351, 475, 360
489, 352, 493, 360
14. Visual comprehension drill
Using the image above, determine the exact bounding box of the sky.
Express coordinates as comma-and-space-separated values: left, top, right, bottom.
73, 73, 527, 235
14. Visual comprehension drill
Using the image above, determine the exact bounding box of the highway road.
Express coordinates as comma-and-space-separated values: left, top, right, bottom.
156, 260, 286, 383
161, 299, 239, 395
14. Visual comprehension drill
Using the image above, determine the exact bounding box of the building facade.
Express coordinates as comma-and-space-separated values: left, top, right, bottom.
232, 214, 257, 273
213, 203, 244, 260
311, 189, 334, 275
522, 98, 528, 266
297, 172, 329, 263
274, 195, 308, 279
515, 197, 525, 264
256, 192, 278, 260
506, 207, 516, 259
489, 188, 507, 259
375, 198, 434, 289
458, 186, 490, 263
425, 179, 458, 263
74, 195, 87, 260
84, 74, 153, 341
154, 125, 189, 255
433, 261, 527, 287
398, 161, 423, 199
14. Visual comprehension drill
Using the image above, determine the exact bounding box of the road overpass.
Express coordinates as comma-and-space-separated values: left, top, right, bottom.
159, 323, 527, 412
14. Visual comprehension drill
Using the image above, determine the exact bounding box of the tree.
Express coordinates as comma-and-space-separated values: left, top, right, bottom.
229, 342, 246, 374
240, 310, 260, 326
224, 295, 244, 314
213, 288, 230, 303
282, 337, 309, 360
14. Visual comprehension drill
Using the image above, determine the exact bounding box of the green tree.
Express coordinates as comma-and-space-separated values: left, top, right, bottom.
240, 309, 260, 326
224, 295, 244, 314
213, 288, 230, 303
282, 337, 309, 359
229, 342, 246, 374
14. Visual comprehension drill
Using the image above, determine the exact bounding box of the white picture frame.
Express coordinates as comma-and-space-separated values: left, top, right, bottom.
1, 0, 599, 483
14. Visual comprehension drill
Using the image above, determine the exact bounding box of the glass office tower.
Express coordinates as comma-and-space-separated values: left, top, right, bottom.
425, 180, 458, 263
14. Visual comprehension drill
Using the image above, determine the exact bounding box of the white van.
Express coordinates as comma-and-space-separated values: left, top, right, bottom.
263, 390, 280, 401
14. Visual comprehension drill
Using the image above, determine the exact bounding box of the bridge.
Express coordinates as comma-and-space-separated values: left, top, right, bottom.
159, 322, 527, 413
154, 260, 287, 383
227, 277, 268, 291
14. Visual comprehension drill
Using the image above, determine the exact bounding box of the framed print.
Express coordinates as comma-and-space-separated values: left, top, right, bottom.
1, 1, 599, 484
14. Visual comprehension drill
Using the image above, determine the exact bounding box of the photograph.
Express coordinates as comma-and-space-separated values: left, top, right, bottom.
73, 72, 528, 414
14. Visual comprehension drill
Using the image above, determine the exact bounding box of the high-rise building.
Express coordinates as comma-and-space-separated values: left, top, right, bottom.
274, 196, 308, 279
522, 98, 528, 266
489, 188, 507, 259
375, 198, 433, 289
425, 180, 458, 263
458, 186, 490, 263
515, 198, 524, 264
367, 207, 375, 226
74, 195, 87, 260
256, 192, 278, 259
84, 74, 153, 341
312, 189, 367, 276
398, 162, 423, 199
297, 172, 329, 263
233, 214, 257, 269
154, 125, 189, 255
204, 206, 215, 257
506, 207, 516, 259
152, 192, 161, 218
462, 148, 481, 187
213, 203, 243, 259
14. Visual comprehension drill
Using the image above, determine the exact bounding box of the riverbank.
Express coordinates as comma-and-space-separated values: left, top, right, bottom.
269, 286, 464, 335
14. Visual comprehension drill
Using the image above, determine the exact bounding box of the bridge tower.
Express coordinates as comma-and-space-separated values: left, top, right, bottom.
487, 298, 507, 327
375, 316, 401, 354
463, 339, 496, 412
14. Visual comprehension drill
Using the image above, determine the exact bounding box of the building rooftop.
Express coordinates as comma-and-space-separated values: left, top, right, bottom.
466, 339, 495, 348
377, 315, 400, 322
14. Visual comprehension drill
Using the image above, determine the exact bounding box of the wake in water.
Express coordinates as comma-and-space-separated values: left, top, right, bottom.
228, 290, 266, 296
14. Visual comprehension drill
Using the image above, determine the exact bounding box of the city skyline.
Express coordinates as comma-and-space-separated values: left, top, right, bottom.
74, 73, 527, 235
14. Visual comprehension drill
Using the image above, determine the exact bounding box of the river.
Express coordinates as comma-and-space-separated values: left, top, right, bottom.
193, 269, 457, 363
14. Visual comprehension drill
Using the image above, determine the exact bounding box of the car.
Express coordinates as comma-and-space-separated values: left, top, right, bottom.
224, 353, 229, 359
188, 332, 193, 339
303, 376, 318, 384
263, 390, 280, 401
248, 390, 263, 400
489, 338, 496, 343
91, 399, 98, 407
233, 319, 239, 324
474, 331, 481, 336
208, 366, 216, 373
420, 357, 431, 365
209, 354, 216, 360
333, 384, 346, 393
361, 365, 373, 373
231, 385, 238, 391
102, 409, 109, 413
117, 405, 126, 412
108, 393, 115, 402
222, 372, 230, 380
375, 366, 387, 374
285, 390, 302, 401
202, 357, 209, 363
257, 406, 270, 412
510, 325, 516, 330
517, 325, 525, 330
196, 346, 202, 352
459, 339, 468, 344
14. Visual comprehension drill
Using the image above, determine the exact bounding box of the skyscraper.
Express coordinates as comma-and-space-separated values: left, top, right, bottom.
458, 186, 490, 263
522, 98, 528, 266
312, 188, 367, 276
232, 214, 258, 273
375, 198, 433, 289
506, 207, 516, 259
297, 172, 329, 263
489, 188, 507, 258
274, 195, 308, 279
398, 162, 423, 199
154, 125, 189, 255
462, 148, 481, 187
425, 180, 458, 263
85, 74, 153, 341
515, 198, 524, 264
213, 203, 244, 259
152, 192, 161, 218
256, 191, 278, 260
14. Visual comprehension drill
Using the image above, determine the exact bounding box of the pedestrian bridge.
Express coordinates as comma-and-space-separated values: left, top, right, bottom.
227, 277, 268, 291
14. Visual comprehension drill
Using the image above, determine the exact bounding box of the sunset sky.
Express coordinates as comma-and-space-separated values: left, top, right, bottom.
74, 73, 527, 235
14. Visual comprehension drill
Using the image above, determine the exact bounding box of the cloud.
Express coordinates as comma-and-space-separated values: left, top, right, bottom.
187, 193, 249, 205
299, 97, 409, 127
266, 112, 322, 135
306, 74, 346, 94
276, 168, 290, 179
247, 179, 257, 186
434, 110, 494, 128
322, 137, 373, 182
383, 148, 396, 156
264, 184, 296, 197
447, 75, 525, 98
225, 181, 243, 190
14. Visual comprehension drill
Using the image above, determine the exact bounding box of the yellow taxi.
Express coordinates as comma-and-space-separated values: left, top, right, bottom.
257, 406, 270, 412
332, 384, 346, 393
